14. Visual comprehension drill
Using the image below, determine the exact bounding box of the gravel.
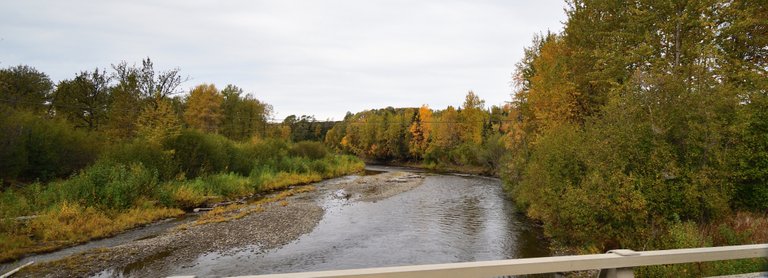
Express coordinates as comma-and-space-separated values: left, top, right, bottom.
325, 171, 425, 203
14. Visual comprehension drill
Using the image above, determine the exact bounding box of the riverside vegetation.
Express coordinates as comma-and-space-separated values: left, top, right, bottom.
0, 60, 363, 263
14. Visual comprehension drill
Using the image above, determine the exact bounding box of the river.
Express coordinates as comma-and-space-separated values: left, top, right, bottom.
2, 166, 550, 277
169, 165, 550, 276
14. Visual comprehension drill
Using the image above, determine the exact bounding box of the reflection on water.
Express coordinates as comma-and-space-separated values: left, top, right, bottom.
171, 173, 550, 277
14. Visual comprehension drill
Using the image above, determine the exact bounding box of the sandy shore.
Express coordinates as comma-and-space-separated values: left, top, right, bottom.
17, 171, 424, 278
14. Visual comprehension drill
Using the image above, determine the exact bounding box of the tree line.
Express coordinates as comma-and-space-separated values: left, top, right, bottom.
0, 58, 349, 184
325, 91, 511, 173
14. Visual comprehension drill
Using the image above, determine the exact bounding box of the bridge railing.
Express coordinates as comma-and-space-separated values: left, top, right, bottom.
217, 244, 768, 278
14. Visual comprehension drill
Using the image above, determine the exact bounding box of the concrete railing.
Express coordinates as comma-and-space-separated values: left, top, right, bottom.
209, 244, 768, 278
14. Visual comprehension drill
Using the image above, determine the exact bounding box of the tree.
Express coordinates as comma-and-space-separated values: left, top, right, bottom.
113, 58, 184, 100
184, 84, 223, 133
105, 65, 142, 139
0, 65, 53, 113
51, 69, 112, 130
106, 58, 185, 139
136, 98, 181, 144
427, 106, 460, 163
459, 91, 486, 145
220, 85, 271, 141
527, 35, 579, 130
408, 105, 432, 159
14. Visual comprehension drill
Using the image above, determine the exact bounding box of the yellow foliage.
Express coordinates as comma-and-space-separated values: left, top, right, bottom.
135, 98, 181, 144
171, 185, 207, 209
408, 104, 432, 157
527, 36, 579, 131
184, 83, 224, 133
431, 106, 460, 148
460, 91, 485, 145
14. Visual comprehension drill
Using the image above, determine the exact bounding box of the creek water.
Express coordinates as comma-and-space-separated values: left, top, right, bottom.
170, 165, 550, 277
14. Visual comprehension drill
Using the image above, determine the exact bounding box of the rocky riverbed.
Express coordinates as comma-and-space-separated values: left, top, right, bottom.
15, 171, 424, 278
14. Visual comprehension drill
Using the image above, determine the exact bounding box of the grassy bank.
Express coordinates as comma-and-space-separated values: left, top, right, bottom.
0, 132, 364, 263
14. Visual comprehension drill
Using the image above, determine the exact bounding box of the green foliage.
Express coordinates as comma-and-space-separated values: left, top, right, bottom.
0, 130, 364, 261
733, 93, 768, 211
136, 98, 182, 144
290, 141, 328, 160
0, 106, 101, 182
0, 59, 369, 263
220, 84, 272, 141
63, 162, 160, 210
100, 139, 177, 181
0, 65, 53, 113
504, 0, 768, 266
637, 219, 768, 278
163, 129, 232, 178
51, 69, 111, 130
283, 115, 334, 142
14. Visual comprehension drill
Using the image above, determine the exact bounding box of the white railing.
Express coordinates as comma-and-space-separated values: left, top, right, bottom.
206, 244, 768, 278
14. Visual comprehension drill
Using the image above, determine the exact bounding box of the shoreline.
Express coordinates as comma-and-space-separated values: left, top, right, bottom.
365, 161, 497, 177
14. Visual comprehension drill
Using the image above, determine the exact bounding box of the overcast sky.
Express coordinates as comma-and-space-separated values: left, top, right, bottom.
0, 0, 567, 121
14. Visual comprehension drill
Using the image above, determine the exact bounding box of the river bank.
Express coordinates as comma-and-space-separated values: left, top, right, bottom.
14, 171, 425, 277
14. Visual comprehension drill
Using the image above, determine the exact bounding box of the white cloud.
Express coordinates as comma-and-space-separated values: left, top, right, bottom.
0, 0, 567, 120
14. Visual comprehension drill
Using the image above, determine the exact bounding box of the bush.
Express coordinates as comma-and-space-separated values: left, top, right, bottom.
201, 173, 254, 198
163, 129, 232, 178
167, 183, 206, 209
289, 141, 328, 160
101, 139, 177, 181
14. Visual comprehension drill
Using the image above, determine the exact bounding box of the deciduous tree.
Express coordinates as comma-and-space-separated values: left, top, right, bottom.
0, 65, 53, 113
184, 84, 223, 133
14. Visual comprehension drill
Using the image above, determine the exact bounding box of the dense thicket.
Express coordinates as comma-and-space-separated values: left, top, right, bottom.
504, 0, 768, 257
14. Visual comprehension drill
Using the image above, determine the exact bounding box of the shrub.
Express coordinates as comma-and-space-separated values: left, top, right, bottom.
168, 183, 206, 209
0, 107, 101, 183
202, 173, 254, 198
163, 129, 232, 178
100, 140, 177, 181
289, 141, 328, 160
